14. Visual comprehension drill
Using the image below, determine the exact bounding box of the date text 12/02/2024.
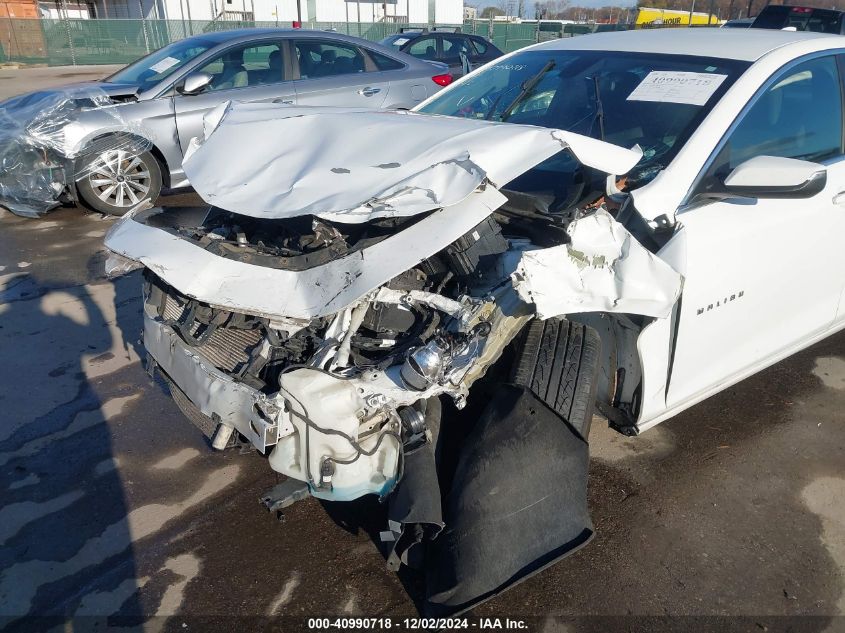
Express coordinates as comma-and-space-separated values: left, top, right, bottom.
306, 618, 529, 630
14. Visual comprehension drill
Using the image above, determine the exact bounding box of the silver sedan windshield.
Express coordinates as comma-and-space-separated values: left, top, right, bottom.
104, 38, 217, 92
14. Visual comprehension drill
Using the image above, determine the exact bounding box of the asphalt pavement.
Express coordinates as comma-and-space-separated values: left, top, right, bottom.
1, 66, 844, 633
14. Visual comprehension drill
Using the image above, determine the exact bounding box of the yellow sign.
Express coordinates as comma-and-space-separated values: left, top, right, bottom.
636, 7, 720, 27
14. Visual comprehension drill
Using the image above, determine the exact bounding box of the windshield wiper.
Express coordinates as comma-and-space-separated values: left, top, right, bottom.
488, 59, 556, 122
590, 75, 606, 142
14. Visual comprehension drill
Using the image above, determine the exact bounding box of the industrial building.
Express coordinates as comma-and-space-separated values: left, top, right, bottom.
1, 0, 463, 24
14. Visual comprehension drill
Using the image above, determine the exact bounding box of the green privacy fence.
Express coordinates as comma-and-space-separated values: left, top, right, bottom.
0, 17, 651, 67
0, 18, 453, 66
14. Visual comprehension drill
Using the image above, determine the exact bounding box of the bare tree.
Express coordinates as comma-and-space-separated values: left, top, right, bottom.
535, 0, 571, 19
479, 5, 505, 17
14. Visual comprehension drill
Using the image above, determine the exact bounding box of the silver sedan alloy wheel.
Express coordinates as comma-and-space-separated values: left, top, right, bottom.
87, 149, 152, 208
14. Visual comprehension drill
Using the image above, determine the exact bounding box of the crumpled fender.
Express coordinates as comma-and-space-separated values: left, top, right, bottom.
511, 208, 683, 319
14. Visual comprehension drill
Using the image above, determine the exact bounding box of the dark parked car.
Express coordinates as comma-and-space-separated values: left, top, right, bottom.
751, 4, 845, 33
721, 17, 754, 28
379, 29, 503, 79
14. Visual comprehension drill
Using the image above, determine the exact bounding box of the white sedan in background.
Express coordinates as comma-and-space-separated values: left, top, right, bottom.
106, 28, 845, 614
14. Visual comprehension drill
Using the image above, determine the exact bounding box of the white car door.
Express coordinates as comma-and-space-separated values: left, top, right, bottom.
666, 54, 845, 408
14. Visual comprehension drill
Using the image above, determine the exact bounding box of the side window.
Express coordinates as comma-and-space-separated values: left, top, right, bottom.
197, 42, 284, 91
369, 50, 405, 71
713, 56, 843, 175
441, 36, 471, 64
470, 38, 488, 56
407, 37, 438, 61
295, 40, 366, 78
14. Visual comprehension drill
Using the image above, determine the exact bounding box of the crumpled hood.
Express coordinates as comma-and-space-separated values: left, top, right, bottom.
0, 82, 135, 114
182, 102, 644, 223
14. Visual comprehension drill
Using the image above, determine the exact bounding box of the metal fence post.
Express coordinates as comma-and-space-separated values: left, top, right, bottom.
7, 15, 20, 62
60, 0, 77, 66
139, 0, 150, 53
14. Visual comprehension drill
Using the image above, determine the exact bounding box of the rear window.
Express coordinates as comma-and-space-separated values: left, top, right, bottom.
295, 40, 366, 78
370, 50, 405, 71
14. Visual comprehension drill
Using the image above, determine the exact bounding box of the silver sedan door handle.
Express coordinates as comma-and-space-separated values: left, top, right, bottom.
358, 87, 381, 97
833, 191, 845, 205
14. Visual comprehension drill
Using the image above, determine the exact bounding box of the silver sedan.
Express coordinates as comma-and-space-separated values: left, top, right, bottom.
0, 28, 452, 216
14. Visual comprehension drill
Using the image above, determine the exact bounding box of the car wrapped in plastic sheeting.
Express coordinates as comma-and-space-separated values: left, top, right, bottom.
0, 87, 154, 218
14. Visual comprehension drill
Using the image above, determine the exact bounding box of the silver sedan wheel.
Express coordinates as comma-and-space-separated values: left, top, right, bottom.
87, 149, 152, 208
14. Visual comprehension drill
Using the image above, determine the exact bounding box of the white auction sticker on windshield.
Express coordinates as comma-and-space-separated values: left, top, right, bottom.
150, 56, 180, 74
626, 71, 727, 106
393, 37, 410, 46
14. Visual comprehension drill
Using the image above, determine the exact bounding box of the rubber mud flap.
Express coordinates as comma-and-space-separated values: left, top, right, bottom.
425, 383, 593, 615
385, 398, 445, 570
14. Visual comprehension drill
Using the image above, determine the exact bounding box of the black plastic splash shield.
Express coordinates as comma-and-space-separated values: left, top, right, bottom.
424, 383, 593, 615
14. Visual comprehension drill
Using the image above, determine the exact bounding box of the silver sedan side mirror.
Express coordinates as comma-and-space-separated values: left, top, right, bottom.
179, 72, 213, 96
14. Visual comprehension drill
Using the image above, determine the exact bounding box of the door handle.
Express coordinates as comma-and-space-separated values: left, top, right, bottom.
833, 191, 845, 205
357, 87, 381, 97
272, 97, 295, 104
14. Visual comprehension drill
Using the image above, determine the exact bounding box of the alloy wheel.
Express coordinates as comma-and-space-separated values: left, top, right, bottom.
87, 149, 152, 208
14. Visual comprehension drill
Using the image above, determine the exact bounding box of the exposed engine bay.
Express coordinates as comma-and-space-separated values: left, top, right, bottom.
141, 202, 548, 497
105, 103, 684, 614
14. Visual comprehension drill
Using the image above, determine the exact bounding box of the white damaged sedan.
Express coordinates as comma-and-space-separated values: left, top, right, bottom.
105, 28, 845, 614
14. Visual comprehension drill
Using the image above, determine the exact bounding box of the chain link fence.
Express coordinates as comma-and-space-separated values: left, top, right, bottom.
0, 17, 670, 67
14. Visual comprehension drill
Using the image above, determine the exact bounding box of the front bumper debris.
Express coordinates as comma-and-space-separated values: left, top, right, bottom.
108, 102, 687, 614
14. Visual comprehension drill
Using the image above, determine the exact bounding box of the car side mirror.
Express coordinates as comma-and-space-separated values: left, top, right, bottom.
711, 155, 827, 200
178, 72, 212, 96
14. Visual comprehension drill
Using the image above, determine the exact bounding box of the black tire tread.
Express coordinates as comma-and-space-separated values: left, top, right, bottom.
511, 318, 601, 439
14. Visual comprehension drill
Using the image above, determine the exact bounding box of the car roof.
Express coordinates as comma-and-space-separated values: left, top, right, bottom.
530, 27, 843, 61
190, 28, 296, 43
188, 27, 395, 46
388, 30, 473, 38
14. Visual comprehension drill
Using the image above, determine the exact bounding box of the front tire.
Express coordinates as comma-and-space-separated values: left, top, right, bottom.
77, 148, 162, 216
511, 317, 601, 440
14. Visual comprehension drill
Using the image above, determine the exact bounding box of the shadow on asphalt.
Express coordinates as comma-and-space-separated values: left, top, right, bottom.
0, 269, 141, 629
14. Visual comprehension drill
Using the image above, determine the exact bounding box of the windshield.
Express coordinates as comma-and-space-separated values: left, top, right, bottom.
379, 34, 418, 50
418, 49, 748, 200
104, 38, 217, 92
